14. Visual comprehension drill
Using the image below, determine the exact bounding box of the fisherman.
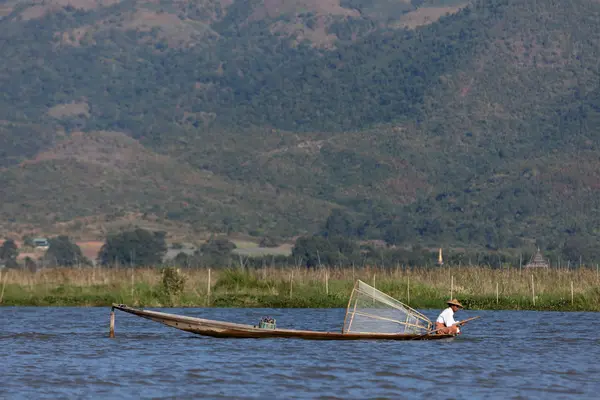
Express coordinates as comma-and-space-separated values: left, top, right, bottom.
435, 299, 464, 335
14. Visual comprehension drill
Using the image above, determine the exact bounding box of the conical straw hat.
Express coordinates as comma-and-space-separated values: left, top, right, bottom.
447, 299, 464, 308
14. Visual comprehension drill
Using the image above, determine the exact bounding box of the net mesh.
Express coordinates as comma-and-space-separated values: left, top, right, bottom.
343, 280, 432, 334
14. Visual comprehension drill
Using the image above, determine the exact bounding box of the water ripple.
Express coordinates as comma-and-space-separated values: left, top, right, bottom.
1, 308, 600, 399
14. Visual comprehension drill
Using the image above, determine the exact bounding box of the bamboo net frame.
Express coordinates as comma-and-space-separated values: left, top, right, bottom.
342, 280, 432, 334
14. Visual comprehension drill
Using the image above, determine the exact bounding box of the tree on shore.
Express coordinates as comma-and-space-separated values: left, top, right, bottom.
43, 236, 89, 267
193, 237, 236, 267
292, 235, 359, 268
97, 228, 167, 267
21, 235, 35, 248
0, 238, 19, 268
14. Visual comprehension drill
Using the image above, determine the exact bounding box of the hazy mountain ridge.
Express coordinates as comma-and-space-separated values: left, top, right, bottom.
1, 0, 600, 255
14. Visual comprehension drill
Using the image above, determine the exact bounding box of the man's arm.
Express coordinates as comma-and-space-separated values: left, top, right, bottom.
445, 314, 458, 326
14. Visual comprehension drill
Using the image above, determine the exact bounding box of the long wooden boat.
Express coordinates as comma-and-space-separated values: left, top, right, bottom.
110, 304, 455, 340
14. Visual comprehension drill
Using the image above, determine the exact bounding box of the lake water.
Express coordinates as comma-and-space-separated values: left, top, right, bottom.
1, 307, 599, 399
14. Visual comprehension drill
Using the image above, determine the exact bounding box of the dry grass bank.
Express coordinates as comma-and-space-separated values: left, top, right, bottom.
1, 266, 599, 310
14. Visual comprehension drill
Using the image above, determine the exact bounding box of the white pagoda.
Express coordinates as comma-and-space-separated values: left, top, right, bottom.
524, 248, 549, 268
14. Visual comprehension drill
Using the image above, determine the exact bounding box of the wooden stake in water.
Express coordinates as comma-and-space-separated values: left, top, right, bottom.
531, 274, 535, 306
407, 276, 410, 304
290, 271, 294, 298
109, 309, 115, 338
450, 275, 454, 299
325, 270, 329, 295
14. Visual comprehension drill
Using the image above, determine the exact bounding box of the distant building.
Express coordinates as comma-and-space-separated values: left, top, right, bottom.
33, 238, 49, 249
524, 248, 549, 268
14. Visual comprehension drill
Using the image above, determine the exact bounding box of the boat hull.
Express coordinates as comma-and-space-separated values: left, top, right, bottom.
111, 304, 455, 340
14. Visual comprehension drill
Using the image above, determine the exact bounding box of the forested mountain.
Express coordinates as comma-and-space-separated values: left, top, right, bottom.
1, 0, 600, 259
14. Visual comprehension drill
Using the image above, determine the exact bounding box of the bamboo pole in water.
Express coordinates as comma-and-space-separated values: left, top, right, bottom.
109, 309, 115, 338
325, 270, 329, 295
407, 276, 410, 304
341, 281, 357, 333
451, 275, 454, 299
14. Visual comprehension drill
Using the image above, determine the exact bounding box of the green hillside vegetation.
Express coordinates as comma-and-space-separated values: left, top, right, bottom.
1, 0, 600, 261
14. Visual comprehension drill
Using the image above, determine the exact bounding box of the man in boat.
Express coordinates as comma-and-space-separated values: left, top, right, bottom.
435, 299, 464, 335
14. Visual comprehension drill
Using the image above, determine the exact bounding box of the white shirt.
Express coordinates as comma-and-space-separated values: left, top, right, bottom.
436, 307, 460, 332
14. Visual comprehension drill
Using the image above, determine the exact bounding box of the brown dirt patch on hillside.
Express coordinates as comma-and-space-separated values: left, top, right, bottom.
270, 14, 339, 48
55, 27, 95, 47
0, 3, 15, 16
21, 131, 150, 170
19, 130, 231, 189
124, 9, 216, 47
258, 0, 362, 48
56, 6, 219, 48
252, 0, 359, 20
394, 5, 465, 29
126, 9, 183, 31
47, 101, 90, 118
21, 0, 120, 21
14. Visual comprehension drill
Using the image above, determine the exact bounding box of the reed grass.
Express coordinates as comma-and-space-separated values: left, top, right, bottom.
1, 266, 599, 310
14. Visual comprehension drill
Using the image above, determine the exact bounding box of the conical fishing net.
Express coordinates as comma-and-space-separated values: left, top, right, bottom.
342, 280, 432, 334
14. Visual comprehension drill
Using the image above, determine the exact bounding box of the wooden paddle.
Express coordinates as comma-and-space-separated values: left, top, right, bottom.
455, 315, 481, 326
412, 316, 481, 340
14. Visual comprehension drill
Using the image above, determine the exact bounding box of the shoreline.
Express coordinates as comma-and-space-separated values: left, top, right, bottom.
0, 297, 594, 311
1, 266, 598, 311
